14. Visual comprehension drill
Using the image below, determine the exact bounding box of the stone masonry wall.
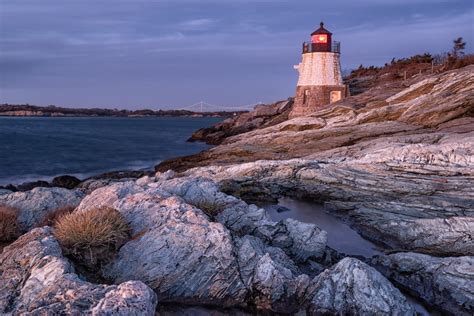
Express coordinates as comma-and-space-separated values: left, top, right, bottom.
290, 52, 348, 118
290, 85, 348, 118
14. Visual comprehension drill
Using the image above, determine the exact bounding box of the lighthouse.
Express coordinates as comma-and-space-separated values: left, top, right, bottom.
289, 22, 349, 118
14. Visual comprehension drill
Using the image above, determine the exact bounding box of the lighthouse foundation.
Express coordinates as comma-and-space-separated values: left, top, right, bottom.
290, 85, 349, 117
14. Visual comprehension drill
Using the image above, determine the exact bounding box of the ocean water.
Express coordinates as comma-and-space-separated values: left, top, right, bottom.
263, 198, 384, 258
0, 116, 219, 185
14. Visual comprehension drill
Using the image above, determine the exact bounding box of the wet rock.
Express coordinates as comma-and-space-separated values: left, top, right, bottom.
77, 178, 126, 193
0, 184, 18, 192
77, 170, 155, 193
0, 189, 11, 196
0, 187, 84, 230
52, 175, 81, 189
276, 206, 291, 213
92, 170, 154, 180
373, 252, 474, 316
16, 180, 51, 191
308, 257, 415, 315
0, 227, 157, 315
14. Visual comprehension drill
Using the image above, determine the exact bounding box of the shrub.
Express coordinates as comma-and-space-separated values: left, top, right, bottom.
0, 204, 22, 242
54, 206, 130, 268
39, 205, 76, 227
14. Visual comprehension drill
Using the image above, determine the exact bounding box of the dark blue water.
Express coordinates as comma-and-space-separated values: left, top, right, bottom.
0, 116, 219, 185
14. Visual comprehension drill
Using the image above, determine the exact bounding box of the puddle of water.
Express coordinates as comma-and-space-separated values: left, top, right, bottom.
406, 295, 431, 316
263, 198, 384, 257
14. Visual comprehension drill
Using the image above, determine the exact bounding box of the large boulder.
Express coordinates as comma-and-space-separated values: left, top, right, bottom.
254, 218, 328, 263
0, 187, 84, 230
77, 181, 248, 307
308, 257, 415, 315
0, 227, 157, 315
373, 252, 474, 316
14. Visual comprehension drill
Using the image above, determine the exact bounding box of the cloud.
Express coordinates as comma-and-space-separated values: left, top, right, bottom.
177, 18, 218, 31
0, 0, 472, 108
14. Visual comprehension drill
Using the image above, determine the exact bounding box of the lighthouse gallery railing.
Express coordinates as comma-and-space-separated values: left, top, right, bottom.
302, 41, 341, 54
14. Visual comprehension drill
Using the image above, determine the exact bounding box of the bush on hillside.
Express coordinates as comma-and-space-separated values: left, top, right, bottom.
0, 204, 22, 242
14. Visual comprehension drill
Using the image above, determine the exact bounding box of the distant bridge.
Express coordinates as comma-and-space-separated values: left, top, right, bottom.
178, 101, 263, 112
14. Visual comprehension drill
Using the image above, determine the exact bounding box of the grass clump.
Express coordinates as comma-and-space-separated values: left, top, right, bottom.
54, 206, 130, 271
0, 204, 22, 242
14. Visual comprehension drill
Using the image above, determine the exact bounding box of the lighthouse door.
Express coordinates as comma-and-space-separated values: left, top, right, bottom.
330, 91, 342, 103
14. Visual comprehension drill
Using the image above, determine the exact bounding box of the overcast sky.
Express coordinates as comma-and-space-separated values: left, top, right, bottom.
0, 0, 472, 109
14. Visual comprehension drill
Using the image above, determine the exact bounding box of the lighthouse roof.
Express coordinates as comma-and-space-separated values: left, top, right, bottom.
311, 22, 332, 35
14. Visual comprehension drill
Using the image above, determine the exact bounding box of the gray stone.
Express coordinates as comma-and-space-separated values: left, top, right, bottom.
308, 257, 415, 315
77, 181, 248, 307
373, 252, 474, 316
0, 227, 157, 315
235, 235, 310, 313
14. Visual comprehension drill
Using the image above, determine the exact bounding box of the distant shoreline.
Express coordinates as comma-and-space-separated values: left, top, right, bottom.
0, 104, 246, 118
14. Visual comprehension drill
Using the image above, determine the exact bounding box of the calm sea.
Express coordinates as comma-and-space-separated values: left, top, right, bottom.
0, 116, 219, 185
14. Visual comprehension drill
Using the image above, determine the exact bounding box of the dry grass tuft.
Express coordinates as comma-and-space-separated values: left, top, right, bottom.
39, 205, 76, 227
54, 206, 130, 268
0, 204, 22, 242
194, 200, 224, 217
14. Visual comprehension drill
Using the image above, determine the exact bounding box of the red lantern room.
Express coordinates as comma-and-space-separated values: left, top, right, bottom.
302, 22, 340, 54
311, 22, 332, 51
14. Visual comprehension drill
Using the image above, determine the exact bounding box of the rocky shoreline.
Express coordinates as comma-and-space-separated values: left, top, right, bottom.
1, 65, 473, 314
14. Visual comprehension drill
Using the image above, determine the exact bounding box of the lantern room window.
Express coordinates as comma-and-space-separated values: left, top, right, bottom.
314, 34, 327, 43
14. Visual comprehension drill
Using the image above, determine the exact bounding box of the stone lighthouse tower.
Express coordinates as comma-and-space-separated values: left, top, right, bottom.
289, 22, 348, 118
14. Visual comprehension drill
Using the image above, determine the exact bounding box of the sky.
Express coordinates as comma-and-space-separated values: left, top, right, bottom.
0, 0, 473, 110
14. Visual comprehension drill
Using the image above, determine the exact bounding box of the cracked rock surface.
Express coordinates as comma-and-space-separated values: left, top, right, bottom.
0, 227, 157, 315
